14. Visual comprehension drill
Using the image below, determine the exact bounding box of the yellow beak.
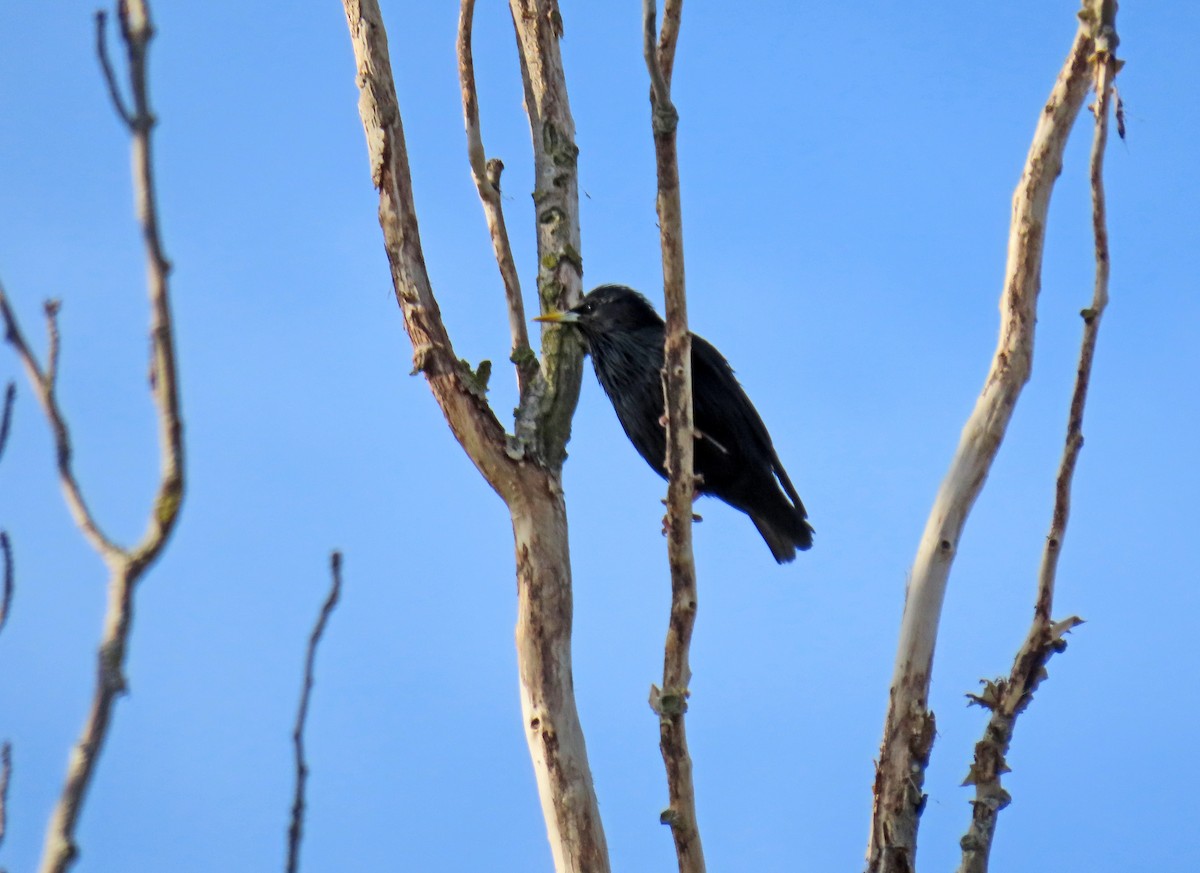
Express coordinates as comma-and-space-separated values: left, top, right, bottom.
533, 310, 578, 324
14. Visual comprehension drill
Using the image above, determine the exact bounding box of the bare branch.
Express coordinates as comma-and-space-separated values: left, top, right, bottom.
0, 290, 122, 560
43, 301, 61, 393
0, 532, 11, 636
957, 5, 1118, 871
656, 0, 683, 89
643, 2, 703, 870
457, 0, 537, 398
0, 742, 10, 852
341, 0, 518, 495
94, 11, 134, 127
511, 0, 587, 468
866, 10, 1098, 872
0, 382, 14, 463
343, 4, 608, 870
28, 3, 187, 871
286, 551, 344, 873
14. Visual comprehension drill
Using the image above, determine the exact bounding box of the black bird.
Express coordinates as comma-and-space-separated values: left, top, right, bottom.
536, 284, 813, 563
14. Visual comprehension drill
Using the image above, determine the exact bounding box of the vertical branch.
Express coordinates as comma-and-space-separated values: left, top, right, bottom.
511, 0, 587, 468
866, 9, 1097, 873
286, 551, 344, 873
957, 5, 1118, 871
0, 532, 11, 636
0, 741, 10, 854
643, 2, 703, 872
457, 0, 538, 400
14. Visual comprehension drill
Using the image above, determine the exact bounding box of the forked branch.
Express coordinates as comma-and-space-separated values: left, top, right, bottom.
957, 6, 1119, 871
342, 3, 607, 870
866, 6, 1100, 872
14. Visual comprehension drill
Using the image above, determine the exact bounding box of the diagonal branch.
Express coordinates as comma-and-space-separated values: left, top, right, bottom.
342, 0, 519, 498
0, 382, 13, 465
866, 8, 1098, 872
457, 0, 537, 400
643, 2, 703, 872
286, 551, 344, 873
957, 6, 1119, 871
0, 290, 122, 560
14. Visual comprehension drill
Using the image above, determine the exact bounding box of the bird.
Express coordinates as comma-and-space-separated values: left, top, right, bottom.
535, 284, 813, 563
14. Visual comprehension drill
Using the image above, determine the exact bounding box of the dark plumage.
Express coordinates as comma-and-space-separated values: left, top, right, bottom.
536, 284, 813, 563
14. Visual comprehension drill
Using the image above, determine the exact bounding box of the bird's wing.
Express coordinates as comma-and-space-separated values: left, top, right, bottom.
690, 334, 807, 515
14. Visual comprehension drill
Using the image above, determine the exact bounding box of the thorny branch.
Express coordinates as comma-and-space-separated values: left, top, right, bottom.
0, 4, 186, 872
286, 551, 344, 873
457, 0, 537, 399
866, 5, 1099, 872
643, 1, 703, 871
957, 5, 1118, 872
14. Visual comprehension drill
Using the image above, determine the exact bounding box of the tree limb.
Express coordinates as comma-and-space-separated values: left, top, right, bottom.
4, 4, 189, 871
0, 292, 121, 559
341, 3, 608, 870
511, 0, 587, 468
957, 5, 1118, 871
286, 551, 344, 873
643, 2, 703, 871
866, 8, 1098, 872
457, 0, 537, 400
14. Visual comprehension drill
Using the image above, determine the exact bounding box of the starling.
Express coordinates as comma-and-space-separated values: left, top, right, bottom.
536, 284, 813, 563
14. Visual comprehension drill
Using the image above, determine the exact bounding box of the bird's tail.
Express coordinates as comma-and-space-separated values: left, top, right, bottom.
751, 509, 814, 564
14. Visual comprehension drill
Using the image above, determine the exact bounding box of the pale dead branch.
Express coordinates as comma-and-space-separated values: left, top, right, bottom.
956, 6, 1119, 872
340, 2, 608, 869
0, 532, 11, 636
0, 3, 186, 871
866, 6, 1100, 872
286, 551, 344, 873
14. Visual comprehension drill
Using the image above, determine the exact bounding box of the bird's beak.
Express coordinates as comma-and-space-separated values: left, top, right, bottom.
533, 309, 579, 324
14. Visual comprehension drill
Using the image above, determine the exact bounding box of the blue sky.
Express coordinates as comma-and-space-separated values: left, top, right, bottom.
1, 2, 1197, 871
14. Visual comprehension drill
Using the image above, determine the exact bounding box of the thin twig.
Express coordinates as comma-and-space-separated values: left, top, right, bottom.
957, 5, 1118, 871
457, 0, 536, 400
286, 551, 344, 873
0, 532, 11, 635
0, 382, 14, 462
0, 290, 121, 560
643, 1, 703, 871
30, 3, 185, 871
94, 11, 133, 127
866, 9, 1099, 872
0, 741, 11, 851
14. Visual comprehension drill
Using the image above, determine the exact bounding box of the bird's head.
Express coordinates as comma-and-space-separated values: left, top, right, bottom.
534, 284, 663, 338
